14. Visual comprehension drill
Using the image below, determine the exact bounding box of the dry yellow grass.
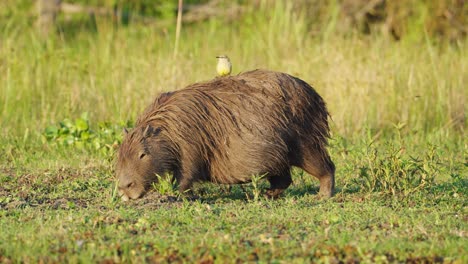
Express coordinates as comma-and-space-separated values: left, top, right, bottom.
0, 1, 465, 139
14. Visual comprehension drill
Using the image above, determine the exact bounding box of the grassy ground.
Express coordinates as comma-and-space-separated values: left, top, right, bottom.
0, 1, 466, 263
0, 134, 466, 263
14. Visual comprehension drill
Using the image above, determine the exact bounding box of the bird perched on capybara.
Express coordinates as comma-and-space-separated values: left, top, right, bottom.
116, 69, 335, 201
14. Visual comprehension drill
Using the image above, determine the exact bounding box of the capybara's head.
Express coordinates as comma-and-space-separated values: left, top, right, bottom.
116, 125, 169, 201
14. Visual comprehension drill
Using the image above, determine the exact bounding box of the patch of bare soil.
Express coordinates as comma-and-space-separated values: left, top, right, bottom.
127, 192, 194, 210
1, 165, 107, 187
0, 166, 108, 210
1, 197, 91, 210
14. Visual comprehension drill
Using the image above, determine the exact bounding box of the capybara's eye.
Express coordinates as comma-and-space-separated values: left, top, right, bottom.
139, 153, 146, 159
127, 182, 134, 188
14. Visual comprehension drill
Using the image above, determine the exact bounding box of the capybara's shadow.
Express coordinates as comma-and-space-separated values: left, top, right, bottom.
130, 183, 346, 209
190, 182, 325, 203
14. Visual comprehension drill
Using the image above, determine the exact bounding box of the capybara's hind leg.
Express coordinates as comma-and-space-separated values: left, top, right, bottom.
300, 150, 335, 198
265, 172, 292, 199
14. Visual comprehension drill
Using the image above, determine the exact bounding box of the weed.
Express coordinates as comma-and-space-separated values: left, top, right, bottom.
152, 173, 179, 196
42, 113, 132, 157
108, 181, 120, 204
356, 142, 439, 196
245, 174, 267, 202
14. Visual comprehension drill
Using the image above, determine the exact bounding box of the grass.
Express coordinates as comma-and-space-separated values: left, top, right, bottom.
1, 195, 464, 263
1, 128, 465, 263
0, 0, 467, 262
1, 2, 466, 136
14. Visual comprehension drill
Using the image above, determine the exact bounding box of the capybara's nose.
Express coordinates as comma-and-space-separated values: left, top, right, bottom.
118, 179, 135, 190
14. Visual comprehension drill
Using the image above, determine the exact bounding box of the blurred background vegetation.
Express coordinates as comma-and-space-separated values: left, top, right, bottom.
0, 0, 466, 141
4, 0, 465, 39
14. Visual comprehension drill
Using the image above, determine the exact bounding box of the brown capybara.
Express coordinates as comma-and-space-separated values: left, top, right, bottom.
116, 69, 335, 201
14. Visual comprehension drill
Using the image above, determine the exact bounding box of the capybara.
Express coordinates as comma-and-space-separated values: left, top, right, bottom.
116, 69, 335, 201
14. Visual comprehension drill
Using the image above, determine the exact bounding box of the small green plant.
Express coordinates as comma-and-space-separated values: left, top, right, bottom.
356, 144, 438, 196
108, 182, 120, 204
152, 173, 179, 196
246, 173, 267, 202
42, 113, 132, 156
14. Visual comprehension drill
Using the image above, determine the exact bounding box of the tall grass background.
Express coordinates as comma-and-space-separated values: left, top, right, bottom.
0, 3, 466, 261
0, 0, 465, 142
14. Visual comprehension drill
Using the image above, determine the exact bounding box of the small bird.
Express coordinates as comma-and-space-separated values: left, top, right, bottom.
216, 55, 232, 77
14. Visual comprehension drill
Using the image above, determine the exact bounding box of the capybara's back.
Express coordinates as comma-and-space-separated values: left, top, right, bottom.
116, 70, 335, 200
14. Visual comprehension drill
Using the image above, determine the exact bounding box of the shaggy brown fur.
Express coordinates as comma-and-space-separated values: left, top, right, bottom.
116, 69, 335, 200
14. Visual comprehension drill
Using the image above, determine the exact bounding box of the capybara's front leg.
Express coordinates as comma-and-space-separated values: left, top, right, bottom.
265, 172, 292, 199
173, 169, 193, 195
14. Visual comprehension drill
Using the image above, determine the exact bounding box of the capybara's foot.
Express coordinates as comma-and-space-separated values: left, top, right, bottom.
318, 175, 335, 198
264, 188, 285, 199
318, 189, 333, 198
266, 174, 291, 199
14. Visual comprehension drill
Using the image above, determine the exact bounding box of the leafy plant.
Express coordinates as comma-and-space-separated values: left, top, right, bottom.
42, 113, 132, 156
152, 173, 179, 196
246, 173, 267, 202
355, 143, 438, 196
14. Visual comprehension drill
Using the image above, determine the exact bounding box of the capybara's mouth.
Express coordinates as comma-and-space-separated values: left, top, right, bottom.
120, 194, 130, 202
119, 191, 138, 202
119, 189, 146, 201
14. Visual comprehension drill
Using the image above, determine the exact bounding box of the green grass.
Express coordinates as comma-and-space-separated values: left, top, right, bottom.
1, 128, 465, 263
1, 194, 465, 263
0, 0, 467, 262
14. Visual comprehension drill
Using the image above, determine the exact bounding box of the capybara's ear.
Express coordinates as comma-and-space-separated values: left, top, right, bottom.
142, 125, 162, 138
143, 125, 151, 138
123, 128, 129, 135
157, 92, 173, 105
